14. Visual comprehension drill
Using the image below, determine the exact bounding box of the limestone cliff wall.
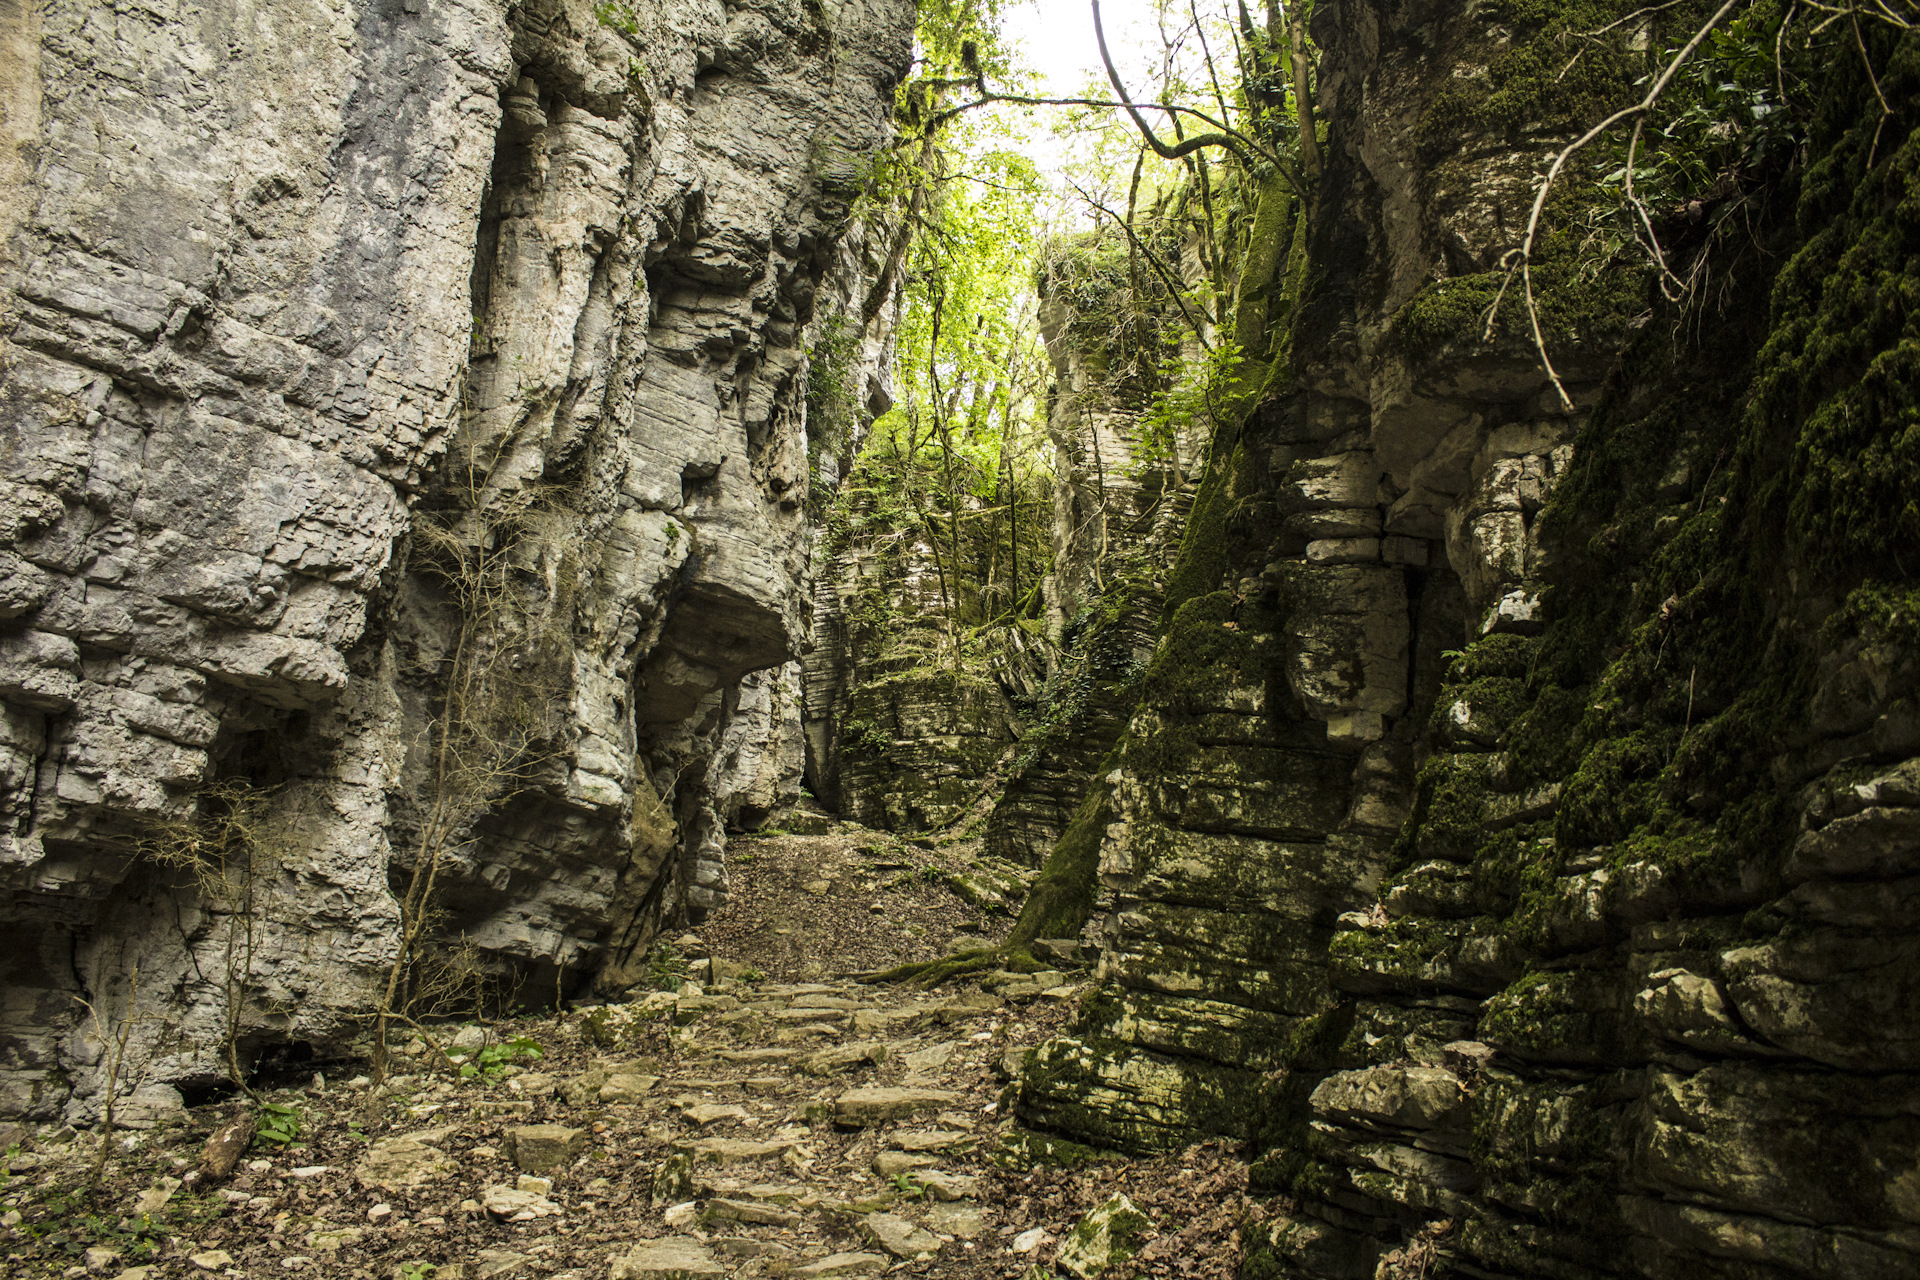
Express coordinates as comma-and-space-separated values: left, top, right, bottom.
0, 0, 912, 1119
803, 476, 1024, 834
982, 267, 1201, 872
1017, 5, 1920, 1278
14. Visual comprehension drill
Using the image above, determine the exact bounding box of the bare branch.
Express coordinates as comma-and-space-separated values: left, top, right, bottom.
1092, 0, 1270, 167
1072, 180, 1216, 349
1278, 0, 1323, 184
1851, 10, 1894, 165
1491, 0, 1743, 413
1586, 0, 1692, 38
918, 88, 1271, 160
1622, 117, 1688, 301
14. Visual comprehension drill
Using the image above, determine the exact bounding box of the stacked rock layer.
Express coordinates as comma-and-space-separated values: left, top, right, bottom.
1017, 5, 1920, 1278
0, 0, 914, 1119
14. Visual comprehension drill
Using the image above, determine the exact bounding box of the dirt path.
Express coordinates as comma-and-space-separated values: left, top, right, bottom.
0, 815, 1259, 1280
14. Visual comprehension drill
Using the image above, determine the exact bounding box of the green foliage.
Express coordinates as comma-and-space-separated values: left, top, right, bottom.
644, 944, 690, 993
457, 1034, 544, 1081
398, 1264, 438, 1280
806, 315, 864, 509
841, 716, 894, 757
913, 0, 1019, 86
8, 1184, 174, 1264
255, 1100, 302, 1147
592, 1, 638, 38
1139, 340, 1246, 466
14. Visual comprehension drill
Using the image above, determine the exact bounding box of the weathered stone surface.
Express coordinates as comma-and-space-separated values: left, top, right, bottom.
679, 1103, 749, 1126
860, 1211, 942, 1260
599, 1073, 659, 1105
915, 1169, 980, 1202
797, 1041, 890, 1077
1056, 1194, 1151, 1280
0, 0, 916, 1118
891, 1128, 973, 1153
673, 1136, 794, 1164
354, 1130, 458, 1190
480, 1185, 559, 1222
832, 1086, 962, 1126
609, 1239, 725, 1280
307, 1226, 367, 1250
925, 1201, 988, 1238
872, 1150, 938, 1179
1308, 1065, 1467, 1132
793, 1253, 889, 1278
704, 1197, 801, 1228
504, 1125, 585, 1174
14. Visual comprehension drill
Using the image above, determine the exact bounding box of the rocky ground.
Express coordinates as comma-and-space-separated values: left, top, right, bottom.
0, 815, 1267, 1280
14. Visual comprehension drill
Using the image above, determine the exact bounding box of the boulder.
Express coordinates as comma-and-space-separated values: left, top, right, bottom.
504, 1124, 586, 1173
794, 1254, 889, 1277
355, 1130, 457, 1190
1056, 1194, 1152, 1280
860, 1212, 943, 1260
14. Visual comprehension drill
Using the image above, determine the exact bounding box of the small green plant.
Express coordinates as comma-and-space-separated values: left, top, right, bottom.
890, 1171, 927, 1199
255, 1100, 302, 1147
24, 1188, 172, 1260
398, 1263, 437, 1280
644, 944, 690, 993
458, 1035, 544, 1081
592, 0, 638, 37
842, 717, 892, 757
739, 967, 766, 983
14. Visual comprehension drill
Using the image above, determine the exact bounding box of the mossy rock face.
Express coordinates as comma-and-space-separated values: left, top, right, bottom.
1077, 988, 1311, 1071
988, 18, 1920, 1273
1404, 754, 1499, 863
985, 1126, 1116, 1172
837, 669, 1016, 833
1328, 915, 1520, 998
1055, 1194, 1152, 1280
1013, 1034, 1249, 1155
1477, 967, 1643, 1066
1430, 675, 1528, 749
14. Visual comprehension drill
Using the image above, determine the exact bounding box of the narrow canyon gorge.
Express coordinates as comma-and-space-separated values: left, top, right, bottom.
1, 1, 1916, 1277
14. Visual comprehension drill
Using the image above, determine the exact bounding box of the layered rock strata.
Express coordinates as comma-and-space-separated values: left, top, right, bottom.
982, 254, 1202, 872
1019, 5, 1920, 1278
803, 484, 1024, 834
0, 0, 912, 1118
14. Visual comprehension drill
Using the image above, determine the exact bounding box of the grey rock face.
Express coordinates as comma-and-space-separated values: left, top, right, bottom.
0, 0, 912, 1117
